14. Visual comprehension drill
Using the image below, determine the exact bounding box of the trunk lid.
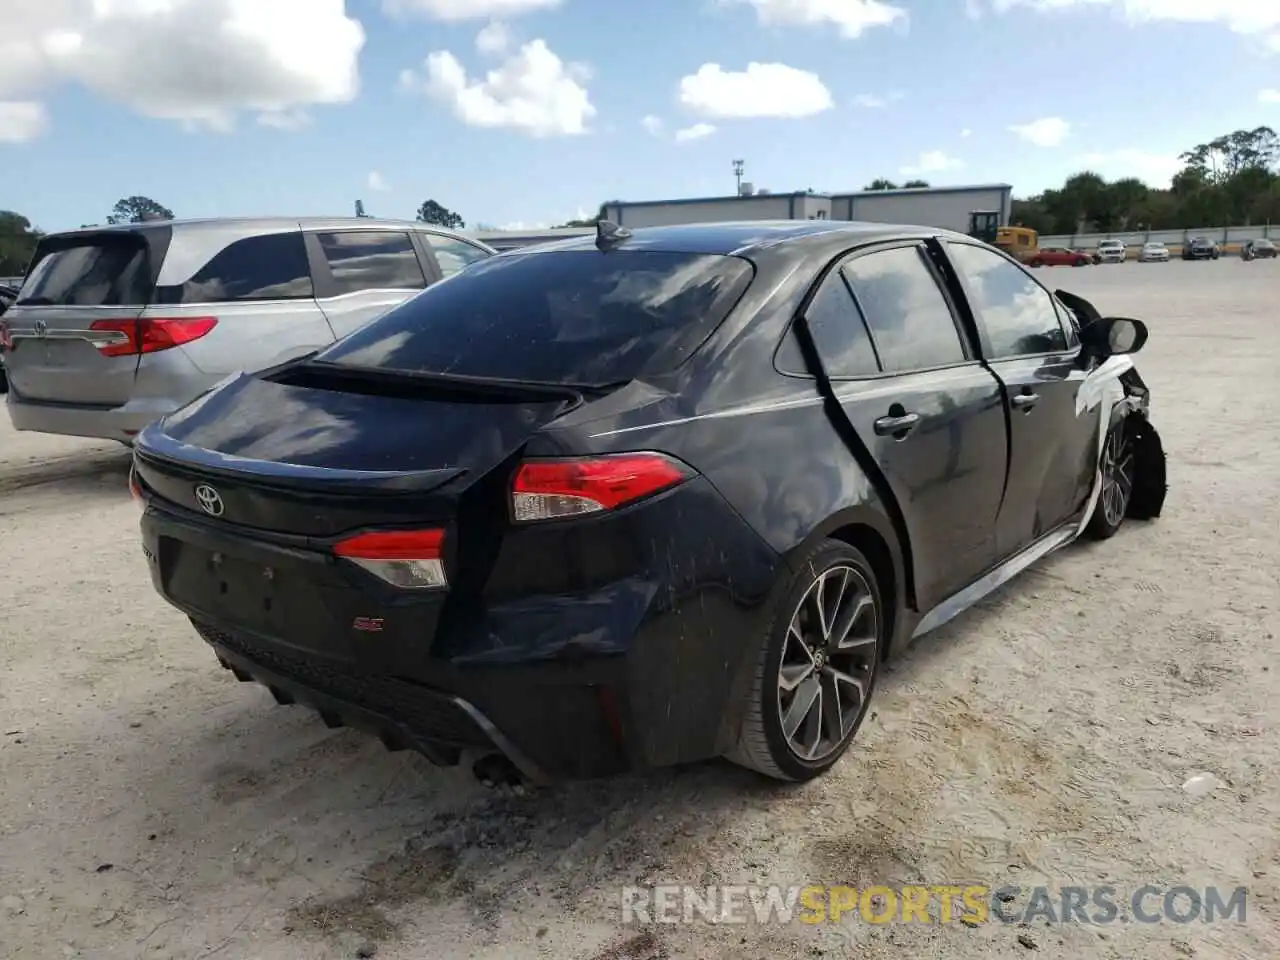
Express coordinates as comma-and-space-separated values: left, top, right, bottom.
4, 227, 169, 405
136, 364, 593, 672
133, 364, 582, 538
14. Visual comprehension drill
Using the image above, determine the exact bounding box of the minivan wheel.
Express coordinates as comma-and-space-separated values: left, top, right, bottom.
728, 539, 882, 782
1085, 421, 1134, 540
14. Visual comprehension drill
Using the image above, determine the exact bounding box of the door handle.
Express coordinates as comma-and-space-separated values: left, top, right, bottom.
873, 412, 921, 436
1011, 392, 1039, 410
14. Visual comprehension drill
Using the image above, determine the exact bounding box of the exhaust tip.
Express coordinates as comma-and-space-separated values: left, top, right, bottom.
472, 753, 528, 793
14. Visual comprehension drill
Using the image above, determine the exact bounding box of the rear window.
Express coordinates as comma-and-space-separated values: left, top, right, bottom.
17, 235, 154, 306
315, 249, 754, 386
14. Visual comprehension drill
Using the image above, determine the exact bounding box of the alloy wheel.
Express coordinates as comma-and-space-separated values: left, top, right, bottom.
776, 565, 878, 762
1101, 427, 1134, 527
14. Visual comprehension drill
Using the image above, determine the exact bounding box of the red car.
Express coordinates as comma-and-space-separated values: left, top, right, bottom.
1027, 246, 1091, 268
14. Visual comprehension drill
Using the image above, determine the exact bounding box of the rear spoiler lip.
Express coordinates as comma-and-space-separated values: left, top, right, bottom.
134, 425, 466, 496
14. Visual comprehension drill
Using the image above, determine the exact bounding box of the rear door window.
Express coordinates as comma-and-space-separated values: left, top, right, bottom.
152, 232, 313, 304
842, 245, 967, 372
778, 269, 880, 378
315, 249, 753, 386
17, 235, 153, 306
317, 231, 425, 295
422, 234, 491, 278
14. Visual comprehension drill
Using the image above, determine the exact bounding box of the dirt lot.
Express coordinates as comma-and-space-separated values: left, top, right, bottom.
1, 260, 1277, 960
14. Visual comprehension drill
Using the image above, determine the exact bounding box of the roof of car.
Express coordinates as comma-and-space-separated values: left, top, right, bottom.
50, 216, 468, 238
504, 220, 967, 258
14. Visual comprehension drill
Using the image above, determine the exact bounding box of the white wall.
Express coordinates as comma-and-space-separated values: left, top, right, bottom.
1041, 224, 1275, 248
834, 187, 1010, 233
605, 196, 797, 228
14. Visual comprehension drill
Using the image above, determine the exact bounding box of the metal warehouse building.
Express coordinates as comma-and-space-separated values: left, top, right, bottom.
600, 183, 1012, 235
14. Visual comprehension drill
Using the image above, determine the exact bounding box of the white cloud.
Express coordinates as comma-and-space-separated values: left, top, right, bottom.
497, 219, 550, 230
723, 0, 907, 37
1010, 116, 1070, 146
960, 127, 972, 137
0, 0, 364, 133
1260, 88, 1280, 103
404, 39, 594, 137
383, 0, 559, 20
1077, 148, 1183, 187
367, 170, 390, 191
679, 62, 833, 119
675, 122, 717, 142
853, 91, 903, 108
476, 21, 511, 55
900, 150, 964, 176
641, 114, 664, 135
987, 0, 1280, 51
0, 101, 48, 142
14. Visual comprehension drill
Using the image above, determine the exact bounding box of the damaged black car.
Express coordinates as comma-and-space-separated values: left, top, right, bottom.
131, 220, 1168, 786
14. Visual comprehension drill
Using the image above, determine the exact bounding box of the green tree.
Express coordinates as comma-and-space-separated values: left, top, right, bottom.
0, 211, 42, 275
901, 179, 930, 188
1012, 126, 1280, 235
863, 178, 898, 191
106, 195, 174, 224
416, 200, 465, 229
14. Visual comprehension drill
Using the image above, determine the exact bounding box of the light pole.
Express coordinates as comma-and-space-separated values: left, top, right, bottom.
733, 159, 745, 196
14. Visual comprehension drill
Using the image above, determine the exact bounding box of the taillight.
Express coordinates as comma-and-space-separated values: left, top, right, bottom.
333, 528, 447, 589
90, 317, 217, 357
511, 453, 692, 523
128, 465, 144, 506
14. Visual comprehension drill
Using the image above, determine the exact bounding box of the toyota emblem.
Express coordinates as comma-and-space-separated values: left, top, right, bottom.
194, 483, 224, 517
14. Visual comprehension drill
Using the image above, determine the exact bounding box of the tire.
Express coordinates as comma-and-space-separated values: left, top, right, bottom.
1028, 259, 1043, 268
728, 539, 883, 782
1073, 257, 1088, 267
1085, 420, 1135, 540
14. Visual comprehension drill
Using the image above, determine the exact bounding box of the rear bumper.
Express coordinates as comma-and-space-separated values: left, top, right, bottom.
6, 391, 180, 442
197, 622, 552, 782
139, 479, 782, 781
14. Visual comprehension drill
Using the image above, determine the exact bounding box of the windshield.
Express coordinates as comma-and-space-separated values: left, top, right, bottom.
316, 248, 755, 387
1100, 241, 1123, 248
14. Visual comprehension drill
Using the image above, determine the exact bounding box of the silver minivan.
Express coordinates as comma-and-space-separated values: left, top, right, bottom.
0, 217, 494, 443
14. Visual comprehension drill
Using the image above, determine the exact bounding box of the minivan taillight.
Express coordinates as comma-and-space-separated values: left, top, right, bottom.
511, 453, 693, 522
333, 528, 448, 589
90, 317, 217, 357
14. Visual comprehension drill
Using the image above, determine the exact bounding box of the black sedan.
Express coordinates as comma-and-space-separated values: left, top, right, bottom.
1182, 237, 1220, 260
131, 220, 1168, 785
1242, 238, 1276, 260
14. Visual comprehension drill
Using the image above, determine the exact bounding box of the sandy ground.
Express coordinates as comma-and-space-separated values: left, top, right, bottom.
0, 260, 1277, 960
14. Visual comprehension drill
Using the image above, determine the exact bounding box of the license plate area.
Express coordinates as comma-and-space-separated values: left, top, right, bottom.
160, 537, 351, 660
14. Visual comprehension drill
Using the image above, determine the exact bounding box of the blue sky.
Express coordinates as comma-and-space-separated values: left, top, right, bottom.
3, 0, 1279, 233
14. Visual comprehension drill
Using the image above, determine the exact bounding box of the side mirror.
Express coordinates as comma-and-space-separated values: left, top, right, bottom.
1082, 316, 1148, 358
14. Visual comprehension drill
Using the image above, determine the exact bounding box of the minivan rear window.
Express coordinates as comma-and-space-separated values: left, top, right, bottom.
315, 249, 755, 386
17, 234, 155, 306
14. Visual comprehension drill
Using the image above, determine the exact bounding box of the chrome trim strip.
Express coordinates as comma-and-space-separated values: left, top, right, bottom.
588, 394, 824, 438
6, 328, 129, 345
911, 523, 1077, 639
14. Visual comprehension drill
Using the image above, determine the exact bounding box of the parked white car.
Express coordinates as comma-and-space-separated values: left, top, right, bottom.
1096, 240, 1127, 263
1139, 241, 1170, 262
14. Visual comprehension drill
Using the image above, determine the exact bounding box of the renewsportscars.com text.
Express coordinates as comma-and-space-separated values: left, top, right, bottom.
621, 884, 1248, 926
